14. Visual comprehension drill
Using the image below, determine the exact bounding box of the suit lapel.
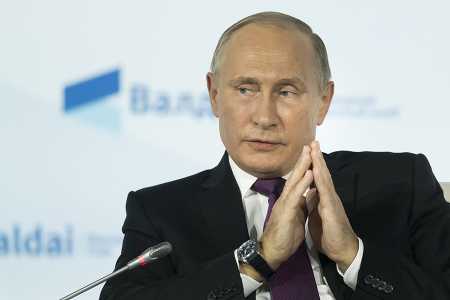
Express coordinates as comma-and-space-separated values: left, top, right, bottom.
319, 153, 358, 300
198, 153, 249, 253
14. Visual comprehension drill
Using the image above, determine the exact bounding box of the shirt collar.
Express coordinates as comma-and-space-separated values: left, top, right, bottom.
228, 156, 257, 199
228, 156, 292, 199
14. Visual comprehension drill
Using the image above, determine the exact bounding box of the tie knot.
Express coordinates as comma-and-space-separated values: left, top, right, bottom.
251, 177, 286, 198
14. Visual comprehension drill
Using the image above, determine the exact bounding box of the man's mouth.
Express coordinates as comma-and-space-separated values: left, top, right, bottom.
245, 139, 283, 151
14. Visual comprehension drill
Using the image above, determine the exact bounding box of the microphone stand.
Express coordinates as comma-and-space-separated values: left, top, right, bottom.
59, 241, 172, 300
60, 265, 128, 300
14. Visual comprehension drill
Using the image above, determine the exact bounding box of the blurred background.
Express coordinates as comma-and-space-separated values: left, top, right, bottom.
1, 1, 449, 299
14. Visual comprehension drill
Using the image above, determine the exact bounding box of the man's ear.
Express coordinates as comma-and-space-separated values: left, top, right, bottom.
317, 81, 334, 126
207, 72, 219, 117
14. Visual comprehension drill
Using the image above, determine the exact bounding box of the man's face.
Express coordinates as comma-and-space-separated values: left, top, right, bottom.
207, 24, 333, 178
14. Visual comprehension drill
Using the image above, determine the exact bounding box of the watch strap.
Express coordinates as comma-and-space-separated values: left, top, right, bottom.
248, 252, 274, 280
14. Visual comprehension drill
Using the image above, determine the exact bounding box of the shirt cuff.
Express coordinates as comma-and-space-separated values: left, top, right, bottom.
336, 237, 364, 291
234, 249, 263, 297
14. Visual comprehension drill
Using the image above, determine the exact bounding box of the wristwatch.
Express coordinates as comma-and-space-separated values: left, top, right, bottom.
237, 240, 274, 280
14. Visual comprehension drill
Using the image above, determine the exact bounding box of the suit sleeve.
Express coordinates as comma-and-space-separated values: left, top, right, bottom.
349, 154, 450, 299
99, 191, 246, 300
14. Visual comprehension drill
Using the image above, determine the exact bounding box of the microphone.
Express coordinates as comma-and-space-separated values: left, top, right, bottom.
60, 241, 172, 300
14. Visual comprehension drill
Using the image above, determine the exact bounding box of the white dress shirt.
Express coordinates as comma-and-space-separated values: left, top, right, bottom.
229, 157, 364, 299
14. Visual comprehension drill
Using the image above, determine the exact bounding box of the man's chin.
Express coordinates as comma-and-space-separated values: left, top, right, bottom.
238, 157, 287, 178
229, 145, 293, 177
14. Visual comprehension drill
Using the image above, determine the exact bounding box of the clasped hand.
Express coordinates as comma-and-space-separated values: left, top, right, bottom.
260, 141, 359, 273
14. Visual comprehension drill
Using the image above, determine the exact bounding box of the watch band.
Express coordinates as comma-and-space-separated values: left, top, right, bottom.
248, 251, 274, 280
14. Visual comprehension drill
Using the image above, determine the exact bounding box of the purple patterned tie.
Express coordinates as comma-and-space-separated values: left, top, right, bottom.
252, 178, 320, 300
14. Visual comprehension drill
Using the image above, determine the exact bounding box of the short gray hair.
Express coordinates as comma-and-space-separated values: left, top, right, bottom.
210, 11, 332, 91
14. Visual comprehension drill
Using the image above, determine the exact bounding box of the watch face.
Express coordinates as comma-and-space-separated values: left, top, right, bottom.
238, 240, 257, 262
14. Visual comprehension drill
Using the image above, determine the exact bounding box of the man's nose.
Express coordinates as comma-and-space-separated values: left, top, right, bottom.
251, 94, 278, 129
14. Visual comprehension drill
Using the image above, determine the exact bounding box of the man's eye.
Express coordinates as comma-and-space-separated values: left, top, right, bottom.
280, 90, 295, 96
239, 87, 250, 94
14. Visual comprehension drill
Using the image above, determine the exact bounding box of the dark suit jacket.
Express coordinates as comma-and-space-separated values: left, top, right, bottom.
100, 151, 450, 300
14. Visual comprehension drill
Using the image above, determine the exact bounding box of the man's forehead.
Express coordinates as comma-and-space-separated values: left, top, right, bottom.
227, 23, 312, 50
217, 24, 315, 81
220, 24, 314, 68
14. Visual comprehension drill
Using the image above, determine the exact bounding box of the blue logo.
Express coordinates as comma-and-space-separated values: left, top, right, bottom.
0, 224, 123, 257
63, 69, 121, 132
64, 69, 120, 112
0, 224, 74, 256
62, 68, 215, 132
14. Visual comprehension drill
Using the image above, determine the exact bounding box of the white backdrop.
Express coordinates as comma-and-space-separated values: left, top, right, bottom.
1, 1, 449, 299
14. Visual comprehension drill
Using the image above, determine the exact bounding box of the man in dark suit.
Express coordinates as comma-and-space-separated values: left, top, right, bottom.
100, 12, 450, 300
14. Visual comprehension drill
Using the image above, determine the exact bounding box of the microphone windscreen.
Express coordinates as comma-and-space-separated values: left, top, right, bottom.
150, 241, 172, 259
